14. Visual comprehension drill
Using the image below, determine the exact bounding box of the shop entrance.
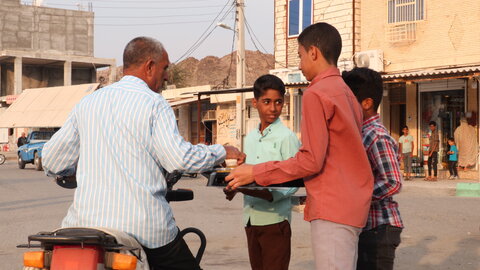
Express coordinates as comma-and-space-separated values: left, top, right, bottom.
419, 89, 465, 163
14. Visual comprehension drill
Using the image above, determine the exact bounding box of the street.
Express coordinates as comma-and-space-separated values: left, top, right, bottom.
0, 161, 479, 270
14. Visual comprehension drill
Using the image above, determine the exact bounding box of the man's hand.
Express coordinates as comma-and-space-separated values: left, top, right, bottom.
224, 145, 246, 165
223, 187, 238, 201
225, 164, 255, 190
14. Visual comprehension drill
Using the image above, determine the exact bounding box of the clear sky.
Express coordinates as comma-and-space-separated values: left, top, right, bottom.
38, 0, 274, 66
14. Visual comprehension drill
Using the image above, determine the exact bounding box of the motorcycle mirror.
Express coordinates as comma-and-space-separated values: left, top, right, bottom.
55, 176, 77, 189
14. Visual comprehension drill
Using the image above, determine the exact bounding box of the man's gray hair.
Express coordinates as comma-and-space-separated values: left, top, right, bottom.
123, 37, 165, 69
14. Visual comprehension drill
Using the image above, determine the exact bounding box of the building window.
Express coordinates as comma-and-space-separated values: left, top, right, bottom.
388, 0, 424, 23
288, 0, 312, 37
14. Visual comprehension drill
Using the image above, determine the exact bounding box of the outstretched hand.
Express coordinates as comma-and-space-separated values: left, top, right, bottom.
224, 145, 246, 166
225, 164, 255, 190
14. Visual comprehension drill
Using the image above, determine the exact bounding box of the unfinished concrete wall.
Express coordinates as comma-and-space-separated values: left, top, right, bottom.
0, 1, 94, 56
0, 63, 69, 95
72, 68, 95, 85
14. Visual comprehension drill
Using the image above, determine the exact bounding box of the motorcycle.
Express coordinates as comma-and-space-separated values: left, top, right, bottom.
17, 170, 206, 270
0, 153, 5, 165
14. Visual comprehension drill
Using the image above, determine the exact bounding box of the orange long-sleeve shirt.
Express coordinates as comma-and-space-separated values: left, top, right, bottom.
253, 67, 374, 228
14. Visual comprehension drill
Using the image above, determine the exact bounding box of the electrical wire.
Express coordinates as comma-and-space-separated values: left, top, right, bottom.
95, 20, 212, 26
243, 15, 286, 69
94, 12, 218, 19
174, 0, 235, 63
221, 16, 237, 89
45, 3, 225, 10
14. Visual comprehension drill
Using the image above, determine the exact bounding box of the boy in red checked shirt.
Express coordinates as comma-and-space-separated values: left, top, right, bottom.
225, 22, 373, 270
343, 67, 403, 270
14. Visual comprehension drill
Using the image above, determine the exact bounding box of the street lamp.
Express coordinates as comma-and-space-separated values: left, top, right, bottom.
217, 0, 246, 150
217, 22, 234, 32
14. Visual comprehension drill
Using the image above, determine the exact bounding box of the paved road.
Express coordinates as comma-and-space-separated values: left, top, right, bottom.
0, 161, 479, 270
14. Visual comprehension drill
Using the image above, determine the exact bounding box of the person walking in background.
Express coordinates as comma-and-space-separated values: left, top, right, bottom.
399, 126, 414, 180
425, 121, 439, 181
447, 137, 459, 179
224, 74, 300, 270
343, 67, 403, 270
17, 132, 27, 147
225, 22, 374, 270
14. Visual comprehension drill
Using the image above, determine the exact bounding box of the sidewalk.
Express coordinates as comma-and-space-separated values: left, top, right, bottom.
402, 177, 479, 197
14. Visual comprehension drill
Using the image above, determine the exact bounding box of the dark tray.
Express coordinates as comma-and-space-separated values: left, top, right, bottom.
202, 169, 304, 188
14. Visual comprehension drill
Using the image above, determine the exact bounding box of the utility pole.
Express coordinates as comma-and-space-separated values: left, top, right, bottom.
235, 0, 246, 150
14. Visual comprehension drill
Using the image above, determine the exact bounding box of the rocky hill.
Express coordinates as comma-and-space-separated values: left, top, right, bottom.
97, 50, 274, 89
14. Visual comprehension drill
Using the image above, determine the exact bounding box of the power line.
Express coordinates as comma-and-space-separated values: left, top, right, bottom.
216, 17, 237, 89
45, 3, 225, 9
244, 16, 285, 69
95, 20, 212, 27
94, 12, 219, 19
174, 0, 235, 63
89, 0, 212, 2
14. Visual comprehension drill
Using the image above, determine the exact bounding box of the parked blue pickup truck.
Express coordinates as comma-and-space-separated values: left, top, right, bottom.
18, 131, 56, 170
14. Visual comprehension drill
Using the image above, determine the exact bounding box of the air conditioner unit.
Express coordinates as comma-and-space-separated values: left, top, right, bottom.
354, 50, 384, 72
202, 110, 216, 121
287, 71, 307, 84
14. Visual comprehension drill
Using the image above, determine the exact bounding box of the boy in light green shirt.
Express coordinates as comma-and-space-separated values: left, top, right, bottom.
224, 74, 300, 270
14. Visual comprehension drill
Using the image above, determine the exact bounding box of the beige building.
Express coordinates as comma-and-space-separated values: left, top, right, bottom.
361, 0, 479, 178
272, 0, 479, 178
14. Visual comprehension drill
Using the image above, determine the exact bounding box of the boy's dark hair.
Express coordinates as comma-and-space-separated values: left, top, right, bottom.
448, 137, 455, 142
342, 67, 383, 111
402, 125, 409, 130
253, 74, 286, 99
429, 121, 437, 127
298, 22, 342, 66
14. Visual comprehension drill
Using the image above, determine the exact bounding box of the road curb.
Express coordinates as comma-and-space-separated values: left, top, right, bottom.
456, 183, 480, 197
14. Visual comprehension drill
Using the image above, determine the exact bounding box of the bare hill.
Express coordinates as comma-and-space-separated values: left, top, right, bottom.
97, 50, 274, 88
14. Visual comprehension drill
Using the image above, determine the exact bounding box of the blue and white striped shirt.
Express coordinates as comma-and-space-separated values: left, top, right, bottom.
42, 75, 226, 248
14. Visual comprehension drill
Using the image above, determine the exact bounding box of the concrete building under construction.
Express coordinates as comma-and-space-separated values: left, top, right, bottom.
0, 0, 115, 149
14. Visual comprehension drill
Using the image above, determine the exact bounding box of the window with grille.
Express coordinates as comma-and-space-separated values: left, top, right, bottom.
288, 0, 312, 37
388, 0, 424, 23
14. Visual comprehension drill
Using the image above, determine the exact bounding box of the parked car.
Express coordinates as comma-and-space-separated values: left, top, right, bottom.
17, 131, 56, 170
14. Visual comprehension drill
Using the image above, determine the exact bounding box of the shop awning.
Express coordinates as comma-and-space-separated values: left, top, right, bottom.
383, 65, 480, 80
168, 96, 209, 107
0, 83, 99, 128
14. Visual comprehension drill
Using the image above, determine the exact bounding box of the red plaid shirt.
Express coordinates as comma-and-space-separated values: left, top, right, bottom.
362, 114, 404, 230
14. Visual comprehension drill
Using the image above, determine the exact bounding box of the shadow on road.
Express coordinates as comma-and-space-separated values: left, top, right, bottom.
0, 195, 72, 212
398, 235, 480, 270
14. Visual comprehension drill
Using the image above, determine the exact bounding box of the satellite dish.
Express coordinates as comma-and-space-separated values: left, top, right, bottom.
355, 53, 370, 68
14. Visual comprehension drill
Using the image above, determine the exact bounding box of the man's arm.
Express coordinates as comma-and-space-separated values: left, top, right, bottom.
152, 100, 242, 173
368, 136, 402, 201
42, 109, 80, 176
226, 91, 330, 188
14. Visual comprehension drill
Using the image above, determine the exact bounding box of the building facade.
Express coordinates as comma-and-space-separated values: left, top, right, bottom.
361, 0, 479, 178
272, 0, 479, 178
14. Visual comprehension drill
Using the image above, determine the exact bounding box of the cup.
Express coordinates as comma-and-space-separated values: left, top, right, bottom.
225, 159, 237, 168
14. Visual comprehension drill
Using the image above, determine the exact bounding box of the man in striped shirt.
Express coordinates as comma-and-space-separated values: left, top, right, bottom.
343, 67, 403, 270
42, 37, 244, 270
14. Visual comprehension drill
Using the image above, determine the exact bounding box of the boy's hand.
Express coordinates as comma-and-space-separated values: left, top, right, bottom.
225, 164, 255, 190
